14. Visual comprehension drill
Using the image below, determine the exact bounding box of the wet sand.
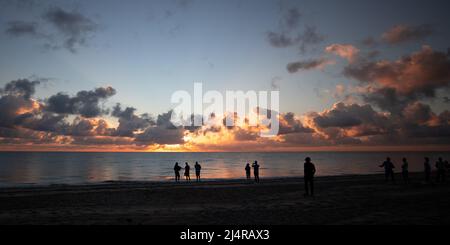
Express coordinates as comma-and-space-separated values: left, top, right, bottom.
0, 172, 449, 225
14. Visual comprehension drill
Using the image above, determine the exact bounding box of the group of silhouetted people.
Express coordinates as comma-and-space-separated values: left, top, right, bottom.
174, 160, 262, 183
379, 156, 450, 184
174, 161, 202, 182
172, 158, 318, 197
171, 155, 448, 198
245, 161, 260, 183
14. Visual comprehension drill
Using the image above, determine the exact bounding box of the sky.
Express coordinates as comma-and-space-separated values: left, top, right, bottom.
0, 0, 449, 152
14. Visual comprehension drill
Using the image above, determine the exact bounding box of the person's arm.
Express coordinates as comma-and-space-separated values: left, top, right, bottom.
312, 164, 316, 174
379, 162, 384, 168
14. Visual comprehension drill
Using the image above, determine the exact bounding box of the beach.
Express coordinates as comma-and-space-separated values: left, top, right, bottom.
0, 172, 449, 225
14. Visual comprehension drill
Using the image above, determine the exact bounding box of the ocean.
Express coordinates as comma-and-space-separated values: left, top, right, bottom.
0, 152, 449, 187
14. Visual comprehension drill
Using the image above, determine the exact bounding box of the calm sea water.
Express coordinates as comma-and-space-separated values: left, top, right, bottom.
0, 152, 449, 187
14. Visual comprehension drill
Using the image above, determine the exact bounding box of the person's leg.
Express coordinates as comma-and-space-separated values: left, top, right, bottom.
304, 178, 309, 196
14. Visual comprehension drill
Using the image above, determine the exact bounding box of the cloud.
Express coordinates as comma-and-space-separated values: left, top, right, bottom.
5, 21, 39, 37
0, 79, 41, 127
4, 6, 99, 53
287, 58, 331, 73
266, 31, 295, 48
381, 24, 433, 44
298, 25, 324, 52
361, 36, 378, 47
43, 7, 98, 53
1, 70, 449, 150
45, 87, 116, 118
283, 7, 302, 30
402, 102, 435, 125
1, 79, 40, 99
308, 102, 388, 129
19, 112, 68, 133
111, 103, 154, 137
135, 120, 185, 145
278, 112, 313, 135
344, 46, 450, 111
325, 44, 360, 63
266, 8, 324, 52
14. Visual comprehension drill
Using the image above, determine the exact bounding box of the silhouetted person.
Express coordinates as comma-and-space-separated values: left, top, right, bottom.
424, 157, 431, 183
245, 163, 251, 180
252, 161, 260, 183
194, 161, 202, 182
174, 162, 181, 182
436, 157, 446, 183
401, 158, 409, 184
379, 157, 395, 182
304, 157, 316, 197
184, 162, 191, 181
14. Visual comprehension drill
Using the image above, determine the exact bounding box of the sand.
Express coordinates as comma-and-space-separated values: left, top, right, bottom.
0, 172, 449, 225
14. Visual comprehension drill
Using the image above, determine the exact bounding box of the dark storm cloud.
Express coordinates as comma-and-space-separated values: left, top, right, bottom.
402, 102, 434, 125
1, 79, 40, 99
111, 103, 154, 137
311, 103, 375, 128
45, 87, 116, 118
135, 126, 185, 145
344, 46, 450, 112
134, 111, 185, 145
19, 112, 68, 133
361, 87, 410, 113
286, 58, 329, 73
43, 7, 98, 53
65, 117, 115, 137
381, 24, 433, 44
0, 126, 69, 145
0, 79, 41, 127
278, 112, 313, 135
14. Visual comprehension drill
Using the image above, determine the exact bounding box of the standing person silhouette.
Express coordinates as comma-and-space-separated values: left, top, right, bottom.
401, 158, 409, 184
436, 157, 446, 183
194, 161, 202, 182
304, 157, 316, 197
184, 162, 191, 182
379, 157, 395, 182
174, 162, 181, 182
245, 163, 251, 180
424, 157, 431, 183
252, 161, 260, 183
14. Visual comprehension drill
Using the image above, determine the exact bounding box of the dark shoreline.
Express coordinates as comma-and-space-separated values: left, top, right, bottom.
0, 171, 425, 190
0, 172, 449, 225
